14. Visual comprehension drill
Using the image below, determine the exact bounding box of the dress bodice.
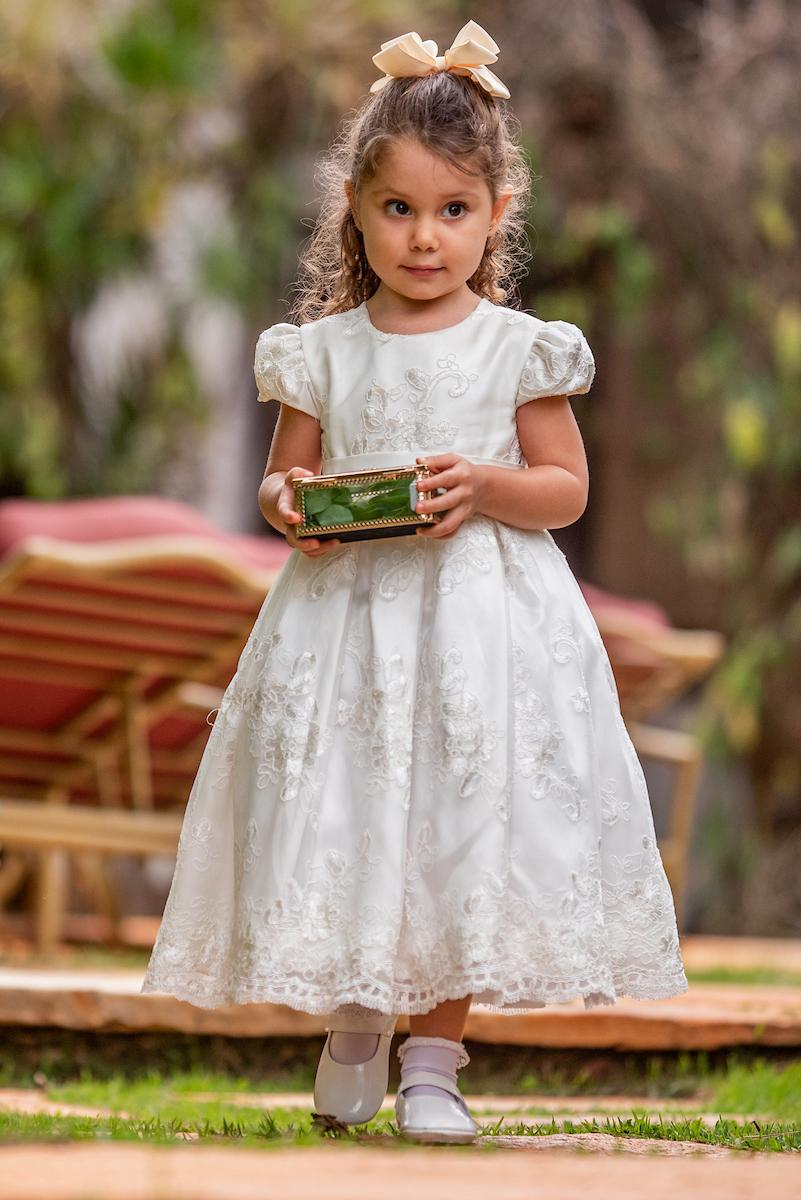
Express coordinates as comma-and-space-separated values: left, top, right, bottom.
254, 296, 595, 475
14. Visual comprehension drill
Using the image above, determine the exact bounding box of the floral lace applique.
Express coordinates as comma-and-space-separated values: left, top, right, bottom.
368, 543, 425, 602
336, 631, 414, 806
254, 324, 322, 417
433, 517, 495, 595
220, 632, 331, 818
600, 779, 632, 826
405, 821, 440, 884
143, 816, 687, 1014
182, 817, 220, 873
295, 545, 357, 602
415, 642, 505, 803
551, 619, 583, 666
236, 817, 262, 874
512, 641, 584, 822
494, 523, 535, 594
517, 323, 596, 403
348, 356, 476, 454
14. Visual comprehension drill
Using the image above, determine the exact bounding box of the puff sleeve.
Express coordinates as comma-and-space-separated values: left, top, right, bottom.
515, 320, 596, 408
254, 322, 321, 419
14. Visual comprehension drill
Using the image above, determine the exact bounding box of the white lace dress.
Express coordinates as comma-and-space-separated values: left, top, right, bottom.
140, 295, 689, 1015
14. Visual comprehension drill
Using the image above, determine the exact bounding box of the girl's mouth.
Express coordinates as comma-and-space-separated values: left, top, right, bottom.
403, 266, 442, 276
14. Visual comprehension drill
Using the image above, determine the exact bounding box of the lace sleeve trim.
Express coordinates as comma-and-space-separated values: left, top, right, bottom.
516, 321, 596, 406
254, 323, 321, 419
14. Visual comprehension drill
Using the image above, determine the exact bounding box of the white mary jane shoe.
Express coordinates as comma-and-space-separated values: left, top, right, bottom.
394, 1067, 478, 1144
312, 1009, 398, 1127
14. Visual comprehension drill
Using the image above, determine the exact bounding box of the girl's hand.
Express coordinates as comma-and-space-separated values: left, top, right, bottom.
278, 466, 342, 557
413, 454, 484, 539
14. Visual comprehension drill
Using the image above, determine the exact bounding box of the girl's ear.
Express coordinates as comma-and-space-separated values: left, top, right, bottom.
490, 188, 513, 230
344, 179, 361, 230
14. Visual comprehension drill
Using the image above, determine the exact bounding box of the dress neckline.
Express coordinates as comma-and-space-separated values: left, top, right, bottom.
359, 296, 489, 339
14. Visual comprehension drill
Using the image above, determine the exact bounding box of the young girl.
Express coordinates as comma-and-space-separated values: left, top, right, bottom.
141, 19, 688, 1144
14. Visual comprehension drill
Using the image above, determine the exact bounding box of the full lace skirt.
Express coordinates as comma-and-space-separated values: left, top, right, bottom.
141, 515, 688, 1014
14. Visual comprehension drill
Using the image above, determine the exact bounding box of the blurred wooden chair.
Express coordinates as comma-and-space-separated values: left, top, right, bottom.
0, 495, 291, 952
579, 581, 725, 926
0, 494, 722, 951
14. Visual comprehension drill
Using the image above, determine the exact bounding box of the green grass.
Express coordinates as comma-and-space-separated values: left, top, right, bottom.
39, 1056, 801, 1120
712, 1057, 801, 1121
0, 1106, 798, 1153
0, 944, 153, 971
0, 1054, 797, 1153
685, 965, 801, 987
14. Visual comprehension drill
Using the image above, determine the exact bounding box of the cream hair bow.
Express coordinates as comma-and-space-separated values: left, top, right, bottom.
369, 19, 510, 100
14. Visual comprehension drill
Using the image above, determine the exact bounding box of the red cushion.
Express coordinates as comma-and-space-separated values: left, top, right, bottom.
0, 494, 291, 573
0, 497, 292, 786
578, 579, 669, 628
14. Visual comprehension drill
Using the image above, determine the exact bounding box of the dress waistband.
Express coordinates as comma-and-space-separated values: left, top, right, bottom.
321, 451, 524, 475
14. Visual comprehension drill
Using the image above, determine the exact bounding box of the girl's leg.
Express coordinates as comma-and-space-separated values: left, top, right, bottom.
401, 994, 473, 1107
408, 994, 472, 1039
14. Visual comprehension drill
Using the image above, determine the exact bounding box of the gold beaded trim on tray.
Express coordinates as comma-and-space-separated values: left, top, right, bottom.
292, 464, 444, 542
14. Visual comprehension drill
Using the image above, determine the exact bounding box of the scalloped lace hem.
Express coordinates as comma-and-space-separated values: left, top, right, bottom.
140, 969, 689, 1016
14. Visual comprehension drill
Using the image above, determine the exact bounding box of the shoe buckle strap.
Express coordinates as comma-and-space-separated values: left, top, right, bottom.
398, 1068, 461, 1097
324, 1012, 397, 1036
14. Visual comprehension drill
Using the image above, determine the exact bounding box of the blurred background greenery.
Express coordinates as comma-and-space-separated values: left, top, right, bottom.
0, 0, 799, 934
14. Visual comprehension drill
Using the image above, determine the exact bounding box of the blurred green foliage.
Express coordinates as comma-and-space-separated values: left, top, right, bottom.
527, 117, 800, 833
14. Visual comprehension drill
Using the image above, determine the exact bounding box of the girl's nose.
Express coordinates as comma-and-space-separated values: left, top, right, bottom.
410, 218, 438, 251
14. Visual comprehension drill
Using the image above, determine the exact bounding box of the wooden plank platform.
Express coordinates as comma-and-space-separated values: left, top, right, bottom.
0, 963, 799, 1050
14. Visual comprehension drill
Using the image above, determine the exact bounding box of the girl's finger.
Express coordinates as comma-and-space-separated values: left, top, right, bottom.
418, 467, 465, 492
418, 490, 462, 516
418, 518, 458, 538
427, 486, 464, 508
417, 454, 459, 471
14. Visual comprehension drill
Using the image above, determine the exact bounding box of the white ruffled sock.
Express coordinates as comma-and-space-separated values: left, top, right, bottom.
397, 1035, 471, 1112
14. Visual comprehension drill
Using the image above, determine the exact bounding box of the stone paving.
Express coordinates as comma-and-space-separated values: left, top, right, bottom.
0, 1141, 796, 1200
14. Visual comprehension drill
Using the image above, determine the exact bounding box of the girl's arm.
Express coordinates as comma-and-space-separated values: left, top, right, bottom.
258, 404, 342, 557
416, 395, 588, 536
479, 393, 589, 529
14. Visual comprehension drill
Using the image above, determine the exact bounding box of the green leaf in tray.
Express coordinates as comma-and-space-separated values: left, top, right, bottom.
348, 478, 414, 519
303, 489, 331, 515
350, 496, 411, 519
313, 503, 354, 526
330, 487, 354, 505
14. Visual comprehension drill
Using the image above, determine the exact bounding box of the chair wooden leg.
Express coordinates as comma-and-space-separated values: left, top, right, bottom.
0, 851, 31, 907
73, 853, 117, 920
122, 682, 154, 812
73, 852, 120, 936
34, 847, 69, 954
665, 748, 703, 928
33, 787, 70, 954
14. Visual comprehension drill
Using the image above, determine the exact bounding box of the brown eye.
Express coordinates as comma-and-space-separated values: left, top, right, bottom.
445, 202, 467, 218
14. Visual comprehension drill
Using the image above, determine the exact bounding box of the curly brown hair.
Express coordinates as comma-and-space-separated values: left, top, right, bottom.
287, 70, 533, 325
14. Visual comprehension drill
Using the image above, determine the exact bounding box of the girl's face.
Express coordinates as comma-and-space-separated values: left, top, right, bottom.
345, 138, 511, 307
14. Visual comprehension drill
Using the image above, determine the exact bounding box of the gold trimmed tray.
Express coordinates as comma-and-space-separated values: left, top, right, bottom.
292, 464, 444, 543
